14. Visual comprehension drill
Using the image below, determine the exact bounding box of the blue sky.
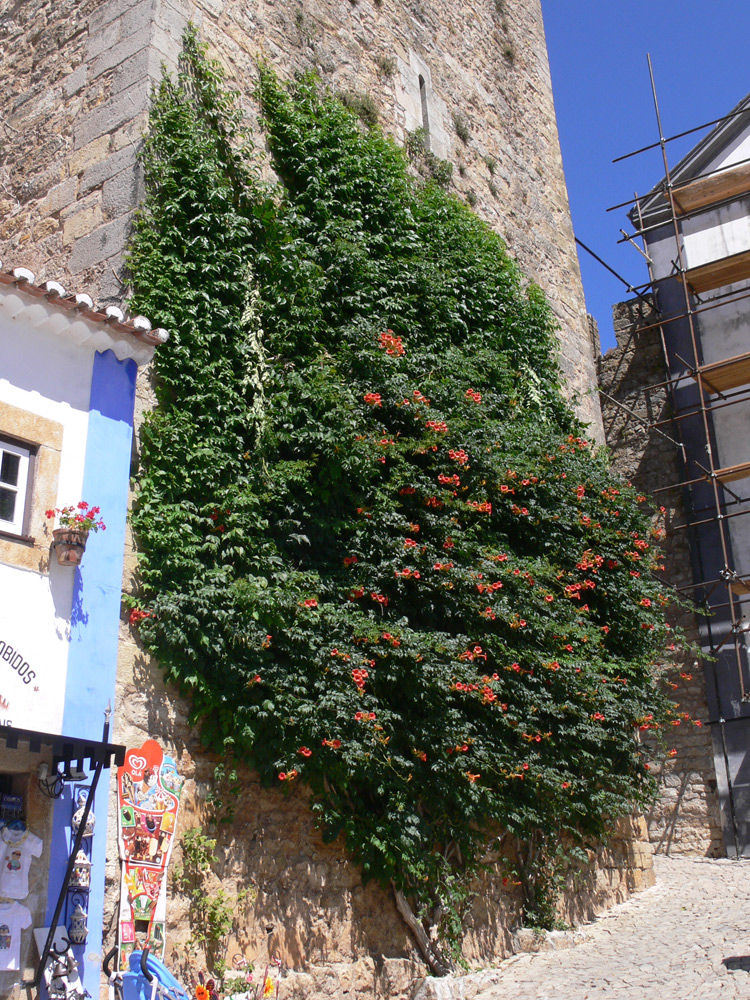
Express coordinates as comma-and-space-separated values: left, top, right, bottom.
541, 1, 750, 353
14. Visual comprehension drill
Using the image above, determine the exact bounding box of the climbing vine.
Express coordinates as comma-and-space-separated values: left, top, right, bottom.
127, 29, 685, 970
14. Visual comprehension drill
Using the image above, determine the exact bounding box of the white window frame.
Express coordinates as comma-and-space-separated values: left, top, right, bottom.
0, 439, 31, 536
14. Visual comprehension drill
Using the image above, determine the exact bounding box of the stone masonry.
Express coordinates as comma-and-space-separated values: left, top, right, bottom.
599, 298, 723, 857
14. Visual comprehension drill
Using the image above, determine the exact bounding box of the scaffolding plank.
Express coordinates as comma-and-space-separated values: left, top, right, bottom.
672, 162, 750, 215
694, 351, 750, 393
714, 461, 750, 484
681, 249, 750, 294
730, 578, 750, 597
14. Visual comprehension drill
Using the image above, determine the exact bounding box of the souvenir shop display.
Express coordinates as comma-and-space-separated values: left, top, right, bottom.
0, 900, 31, 972
116, 740, 183, 969
32, 929, 85, 999
0, 821, 43, 900
0, 810, 43, 987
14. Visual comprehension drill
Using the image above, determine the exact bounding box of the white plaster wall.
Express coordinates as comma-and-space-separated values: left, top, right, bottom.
0, 312, 93, 734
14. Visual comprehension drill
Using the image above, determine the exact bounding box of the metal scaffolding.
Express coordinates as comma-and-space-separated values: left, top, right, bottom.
592, 61, 750, 855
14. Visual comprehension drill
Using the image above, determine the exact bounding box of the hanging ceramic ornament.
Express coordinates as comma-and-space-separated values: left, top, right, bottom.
71, 790, 95, 837
70, 850, 91, 889
67, 903, 89, 945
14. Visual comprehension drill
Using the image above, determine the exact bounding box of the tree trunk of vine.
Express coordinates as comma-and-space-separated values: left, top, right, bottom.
392, 883, 455, 977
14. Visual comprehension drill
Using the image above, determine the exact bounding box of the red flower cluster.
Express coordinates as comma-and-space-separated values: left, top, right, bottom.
322, 738, 342, 748
443, 538, 455, 549
399, 486, 416, 495
129, 609, 151, 625
352, 667, 369, 690
433, 562, 454, 571
448, 448, 469, 464
370, 592, 388, 605
404, 537, 418, 548
355, 711, 376, 721
301, 598, 318, 608
425, 420, 448, 433
465, 388, 482, 403
382, 632, 401, 647
467, 500, 492, 513
396, 568, 421, 579
425, 496, 444, 508
378, 330, 404, 355
459, 645, 487, 662
363, 392, 382, 406
298, 746, 312, 757
437, 473, 460, 486
278, 770, 298, 781
413, 389, 430, 405
343, 555, 358, 566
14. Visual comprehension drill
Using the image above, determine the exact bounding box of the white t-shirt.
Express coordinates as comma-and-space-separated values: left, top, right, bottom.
0, 901, 32, 972
0, 828, 43, 900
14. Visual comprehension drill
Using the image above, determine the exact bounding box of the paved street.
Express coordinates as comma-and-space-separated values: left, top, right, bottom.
465, 856, 750, 1000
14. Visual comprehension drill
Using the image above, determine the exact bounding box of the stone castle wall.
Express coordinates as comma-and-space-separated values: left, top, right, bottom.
0, 0, 601, 434
0, 2, 647, 994
599, 298, 723, 857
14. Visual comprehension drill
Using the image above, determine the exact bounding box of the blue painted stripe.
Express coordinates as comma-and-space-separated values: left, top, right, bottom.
45, 350, 137, 989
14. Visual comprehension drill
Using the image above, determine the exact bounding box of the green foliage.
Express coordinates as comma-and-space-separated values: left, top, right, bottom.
452, 112, 470, 145
128, 29, 683, 965
375, 54, 397, 78
340, 90, 379, 127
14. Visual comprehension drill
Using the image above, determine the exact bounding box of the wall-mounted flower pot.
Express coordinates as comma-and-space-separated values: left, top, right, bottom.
52, 528, 89, 566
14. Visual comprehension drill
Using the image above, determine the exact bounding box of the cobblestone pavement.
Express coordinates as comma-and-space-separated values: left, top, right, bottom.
468, 856, 750, 1000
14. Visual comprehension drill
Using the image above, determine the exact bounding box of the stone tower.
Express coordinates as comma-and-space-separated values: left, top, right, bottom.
0, 0, 601, 434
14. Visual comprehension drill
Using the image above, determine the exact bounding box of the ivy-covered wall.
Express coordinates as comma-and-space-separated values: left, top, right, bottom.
104, 34, 686, 991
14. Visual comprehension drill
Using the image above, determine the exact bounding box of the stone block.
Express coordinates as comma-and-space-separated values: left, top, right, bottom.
73, 81, 149, 149
88, 0, 147, 36
68, 135, 112, 176
91, 25, 152, 80
69, 213, 132, 272
80, 144, 137, 195
63, 64, 88, 99
102, 167, 141, 219
86, 17, 122, 61
112, 48, 151, 95
40, 178, 78, 216
63, 204, 103, 245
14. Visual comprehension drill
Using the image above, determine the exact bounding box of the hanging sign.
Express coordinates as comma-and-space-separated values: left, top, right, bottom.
116, 739, 183, 969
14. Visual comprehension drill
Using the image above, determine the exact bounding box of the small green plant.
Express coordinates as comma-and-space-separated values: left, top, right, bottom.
452, 112, 470, 144
466, 189, 477, 208
458, 163, 466, 177
173, 828, 250, 976
406, 125, 428, 160
488, 180, 498, 198
484, 155, 497, 176
340, 90, 379, 127
503, 41, 516, 63
375, 53, 397, 77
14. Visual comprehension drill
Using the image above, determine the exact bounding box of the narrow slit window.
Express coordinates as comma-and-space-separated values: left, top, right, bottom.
0, 439, 31, 535
418, 75, 431, 147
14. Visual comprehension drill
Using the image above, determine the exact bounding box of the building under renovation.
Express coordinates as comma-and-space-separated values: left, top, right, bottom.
601, 86, 750, 858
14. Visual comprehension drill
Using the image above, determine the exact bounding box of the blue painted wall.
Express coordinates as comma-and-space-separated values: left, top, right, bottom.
45, 350, 137, 988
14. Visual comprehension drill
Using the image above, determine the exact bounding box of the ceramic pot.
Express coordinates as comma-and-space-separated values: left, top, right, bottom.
52, 528, 89, 566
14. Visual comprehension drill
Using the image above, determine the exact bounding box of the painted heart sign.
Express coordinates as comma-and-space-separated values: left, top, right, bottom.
116, 739, 183, 969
